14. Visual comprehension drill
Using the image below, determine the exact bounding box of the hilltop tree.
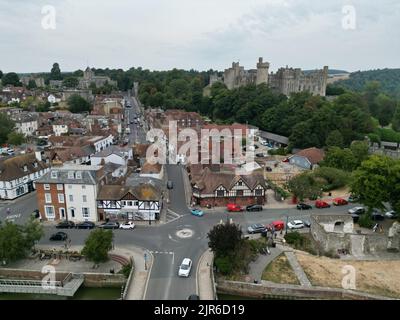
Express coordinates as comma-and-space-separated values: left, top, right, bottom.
325, 130, 344, 148
27, 79, 37, 90
2, 72, 21, 87
50, 62, 62, 80
392, 105, 400, 132
82, 229, 113, 265
286, 173, 323, 201
62, 76, 79, 88
0, 70, 3, 79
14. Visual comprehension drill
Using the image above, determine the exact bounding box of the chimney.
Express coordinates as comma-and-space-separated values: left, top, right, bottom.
35, 151, 42, 162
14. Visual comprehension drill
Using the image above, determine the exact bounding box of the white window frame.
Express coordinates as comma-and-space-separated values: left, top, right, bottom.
82, 207, 90, 218
57, 184, 63, 191
44, 184, 50, 191
45, 193, 52, 203
45, 206, 55, 218
82, 195, 87, 203
69, 194, 73, 202
58, 194, 65, 203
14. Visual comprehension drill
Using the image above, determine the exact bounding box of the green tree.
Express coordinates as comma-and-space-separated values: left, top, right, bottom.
285, 173, 323, 202
0, 222, 27, 264
321, 147, 357, 172
67, 94, 91, 113
207, 222, 242, 257
7, 132, 25, 146
0, 70, 3, 79
350, 155, 394, 212
392, 105, 400, 132
23, 216, 44, 250
375, 94, 397, 127
62, 77, 79, 88
325, 130, 344, 148
82, 229, 113, 265
50, 63, 62, 80
2, 72, 21, 86
27, 79, 37, 90
0, 113, 15, 145
350, 140, 370, 165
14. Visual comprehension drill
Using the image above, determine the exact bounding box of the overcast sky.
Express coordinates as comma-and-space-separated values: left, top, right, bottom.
0, 0, 399, 73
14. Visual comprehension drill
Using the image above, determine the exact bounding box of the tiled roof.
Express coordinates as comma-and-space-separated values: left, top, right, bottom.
293, 147, 325, 164
0, 153, 49, 181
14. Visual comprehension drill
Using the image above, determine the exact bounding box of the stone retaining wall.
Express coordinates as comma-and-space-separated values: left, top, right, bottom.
217, 280, 392, 300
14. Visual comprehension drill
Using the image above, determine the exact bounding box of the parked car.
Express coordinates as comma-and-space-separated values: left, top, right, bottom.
167, 180, 174, 189
247, 223, 266, 234
266, 220, 285, 231
99, 221, 120, 229
49, 232, 68, 241
371, 211, 385, 221
315, 200, 331, 209
56, 221, 75, 229
226, 203, 244, 212
191, 208, 204, 217
287, 220, 305, 229
246, 204, 263, 212
119, 221, 135, 230
178, 258, 192, 277
348, 194, 360, 203
76, 221, 96, 229
348, 207, 365, 215
302, 220, 311, 228
385, 210, 398, 219
333, 198, 348, 206
187, 294, 200, 300
296, 203, 312, 210
256, 153, 265, 158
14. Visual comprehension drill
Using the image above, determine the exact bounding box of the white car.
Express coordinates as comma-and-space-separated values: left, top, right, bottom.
119, 221, 135, 230
178, 258, 192, 277
385, 210, 398, 219
287, 220, 305, 229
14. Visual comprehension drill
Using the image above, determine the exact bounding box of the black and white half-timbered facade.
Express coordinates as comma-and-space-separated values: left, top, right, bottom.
97, 185, 161, 221
189, 165, 267, 207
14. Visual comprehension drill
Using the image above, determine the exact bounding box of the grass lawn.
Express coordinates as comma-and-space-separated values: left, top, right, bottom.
261, 253, 300, 285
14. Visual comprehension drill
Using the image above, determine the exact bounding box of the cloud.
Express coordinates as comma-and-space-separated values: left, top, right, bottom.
0, 0, 399, 73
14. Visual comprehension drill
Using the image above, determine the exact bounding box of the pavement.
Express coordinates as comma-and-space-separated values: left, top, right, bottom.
196, 249, 215, 300
247, 247, 282, 283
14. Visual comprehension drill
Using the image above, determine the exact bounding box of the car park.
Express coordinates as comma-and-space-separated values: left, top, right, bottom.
333, 198, 348, 206
56, 221, 75, 229
50, 232, 68, 241
246, 204, 263, 212
348, 207, 365, 215
315, 200, 331, 209
76, 221, 96, 229
226, 203, 244, 212
247, 223, 266, 234
287, 220, 305, 229
296, 203, 312, 210
191, 208, 204, 217
99, 221, 120, 229
178, 258, 192, 277
119, 221, 135, 230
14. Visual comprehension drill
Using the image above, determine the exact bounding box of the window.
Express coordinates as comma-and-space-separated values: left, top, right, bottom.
45, 206, 55, 218
45, 193, 52, 203
236, 190, 243, 197
76, 171, 82, 179
44, 184, 50, 190
217, 190, 224, 197
58, 194, 64, 203
134, 201, 139, 206
68, 171, 74, 179
110, 201, 117, 208
57, 184, 63, 191
33, 162, 38, 168
127, 201, 133, 207
68, 185, 72, 189
82, 208, 90, 218
70, 208, 75, 218
51, 171, 58, 179
23, 165, 28, 172
238, 181, 243, 186
69, 195, 73, 202
255, 189, 263, 196
82, 195, 87, 203
82, 185, 86, 189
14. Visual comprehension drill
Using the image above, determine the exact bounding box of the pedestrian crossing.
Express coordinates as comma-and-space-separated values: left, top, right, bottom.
166, 209, 181, 223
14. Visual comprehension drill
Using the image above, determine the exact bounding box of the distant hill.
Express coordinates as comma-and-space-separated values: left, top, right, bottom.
335, 68, 400, 98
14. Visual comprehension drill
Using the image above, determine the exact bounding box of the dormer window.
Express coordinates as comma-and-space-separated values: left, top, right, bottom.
51, 171, 58, 179
75, 171, 82, 179
68, 171, 75, 179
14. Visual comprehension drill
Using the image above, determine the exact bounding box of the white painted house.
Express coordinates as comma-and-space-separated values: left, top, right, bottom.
52, 124, 69, 136
13, 114, 38, 136
87, 135, 114, 153
0, 152, 50, 200
90, 145, 133, 166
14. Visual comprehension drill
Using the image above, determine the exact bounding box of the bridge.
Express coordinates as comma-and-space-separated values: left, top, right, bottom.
0, 273, 84, 297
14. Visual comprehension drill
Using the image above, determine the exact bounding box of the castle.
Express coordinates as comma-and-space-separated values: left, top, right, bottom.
206, 57, 328, 97
78, 67, 118, 90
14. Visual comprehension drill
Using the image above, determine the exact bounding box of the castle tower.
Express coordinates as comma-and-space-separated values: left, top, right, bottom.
84, 67, 94, 81
256, 57, 269, 85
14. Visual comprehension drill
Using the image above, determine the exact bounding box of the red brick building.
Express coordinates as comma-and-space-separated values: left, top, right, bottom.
36, 180, 67, 221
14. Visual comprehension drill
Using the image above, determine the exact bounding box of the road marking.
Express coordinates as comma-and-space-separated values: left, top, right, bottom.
162, 252, 175, 300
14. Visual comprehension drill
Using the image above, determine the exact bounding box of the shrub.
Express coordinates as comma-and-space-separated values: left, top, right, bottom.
120, 263, 133, 278
358, 213, 374, 229
215, 256, 234, 275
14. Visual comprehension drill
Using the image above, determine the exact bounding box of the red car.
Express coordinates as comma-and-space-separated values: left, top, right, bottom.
333, 198, 348, 206
315, 200, 331, 209
226, 203, 244, 212
267, 220, 285, 231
